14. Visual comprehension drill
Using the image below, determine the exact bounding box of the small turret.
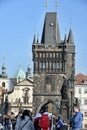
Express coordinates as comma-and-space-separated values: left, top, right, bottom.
26, 64, 31, 79
33, 34, 37, 44
37, 33, 39, 43
64, 33, 67, 44
67, 28, 74, 44
1, 57, 8, 78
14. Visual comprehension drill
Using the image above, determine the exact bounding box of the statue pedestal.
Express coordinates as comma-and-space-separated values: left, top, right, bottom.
60, 100, 69, 120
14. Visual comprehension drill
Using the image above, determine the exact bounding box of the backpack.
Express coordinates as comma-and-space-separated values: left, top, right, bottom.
39, 114, 50, 128
57, 120, 63, 128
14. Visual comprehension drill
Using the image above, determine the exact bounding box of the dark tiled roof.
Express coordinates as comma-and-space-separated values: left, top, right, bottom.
41, 12, 60, 44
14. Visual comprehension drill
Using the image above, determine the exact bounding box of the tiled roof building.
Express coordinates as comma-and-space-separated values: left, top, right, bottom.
75, 73, 87, 128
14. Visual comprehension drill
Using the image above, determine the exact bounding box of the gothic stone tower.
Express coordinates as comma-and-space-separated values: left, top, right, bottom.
32, 12, 75, 119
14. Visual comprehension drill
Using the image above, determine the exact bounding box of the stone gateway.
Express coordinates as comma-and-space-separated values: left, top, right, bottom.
32, 11, 75, 120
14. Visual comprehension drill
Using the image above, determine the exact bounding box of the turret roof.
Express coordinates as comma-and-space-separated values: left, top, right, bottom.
13, 67, 25, 79
67, 28, 74, 44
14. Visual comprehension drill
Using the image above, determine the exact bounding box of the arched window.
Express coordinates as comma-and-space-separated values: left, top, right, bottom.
2, 82, 5, 87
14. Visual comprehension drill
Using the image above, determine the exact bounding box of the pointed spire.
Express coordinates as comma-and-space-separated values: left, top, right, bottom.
41, 12, 60, 44
33, 33, 37, 44
26, 64, 31, 79
27, 64, 31, 74
64, 34, 67, 44
1, 56, 8, 78
37, 33, 39, 43
67, 28, 74, 44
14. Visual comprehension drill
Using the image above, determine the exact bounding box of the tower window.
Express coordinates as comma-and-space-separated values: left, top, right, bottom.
42, 61, 46, 69
39, 62, 42, 69
2, 82, 5, 87
55, 62, 59, 69
53, 61, 56, 69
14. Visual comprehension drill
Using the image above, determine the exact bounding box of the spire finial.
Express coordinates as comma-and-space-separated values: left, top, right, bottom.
45, 1, 48, 12
55, 0, 58, 12
65, 28, 66, 34
70, 18, 72, 29
1, 54, 8, 78
3, 52, 5, 65
37, 32, 39, 43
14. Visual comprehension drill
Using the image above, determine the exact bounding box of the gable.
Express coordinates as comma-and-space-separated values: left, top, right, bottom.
16, 79, 33, 86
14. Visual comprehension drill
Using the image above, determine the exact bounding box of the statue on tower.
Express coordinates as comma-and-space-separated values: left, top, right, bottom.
60, 78, 69, 100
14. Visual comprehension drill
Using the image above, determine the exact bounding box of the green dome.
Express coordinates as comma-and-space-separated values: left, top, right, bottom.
14, 67, 26, 79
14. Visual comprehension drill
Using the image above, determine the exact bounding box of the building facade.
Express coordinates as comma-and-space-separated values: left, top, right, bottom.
75, 73, 87, 129
8, 66, 34, 115
32, 11, 75, 119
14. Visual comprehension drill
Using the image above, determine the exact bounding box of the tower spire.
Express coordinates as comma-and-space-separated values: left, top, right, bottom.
41, 12, 60, 44
1, 56, 8, 78
33, 33, 37, 44
70, 18, 72, 29
67, 28, 74, 44
37, 32, 39, 43
26, 64, 31, 79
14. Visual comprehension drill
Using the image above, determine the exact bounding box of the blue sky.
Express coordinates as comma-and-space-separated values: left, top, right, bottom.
0, 0, 87, 77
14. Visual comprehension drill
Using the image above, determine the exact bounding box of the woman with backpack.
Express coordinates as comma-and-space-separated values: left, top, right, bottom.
15, 109, 35, 130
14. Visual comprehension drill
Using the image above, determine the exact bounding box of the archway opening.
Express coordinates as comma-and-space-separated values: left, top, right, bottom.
36, 99, 60, 116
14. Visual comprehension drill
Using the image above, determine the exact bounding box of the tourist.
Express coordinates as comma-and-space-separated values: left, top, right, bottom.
56, 114, 63, 130
71, 105, 83, 130
15, 109, 35, 130
3, 115, 12, 130
34, 113, 42, 130
39, 106, 52, 130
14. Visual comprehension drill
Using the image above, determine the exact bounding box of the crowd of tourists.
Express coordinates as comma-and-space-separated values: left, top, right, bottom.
0, 104, 83, 130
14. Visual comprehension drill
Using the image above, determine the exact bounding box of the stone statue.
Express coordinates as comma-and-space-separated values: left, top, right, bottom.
60, 79, 69, 99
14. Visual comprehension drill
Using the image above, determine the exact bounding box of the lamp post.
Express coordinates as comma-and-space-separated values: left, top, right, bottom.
79, 88, 82, 111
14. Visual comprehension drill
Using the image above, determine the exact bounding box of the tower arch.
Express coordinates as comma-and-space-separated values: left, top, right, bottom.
36, 99, 60, 115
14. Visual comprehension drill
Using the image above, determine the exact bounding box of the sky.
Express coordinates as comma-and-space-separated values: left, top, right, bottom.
0, 0, 87, 78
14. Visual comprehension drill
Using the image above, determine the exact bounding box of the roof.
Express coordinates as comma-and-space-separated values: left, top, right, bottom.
41, 12, 60, 44
16, 78, 33, 86
67, 28, 74, 44
13, 67, 26, 79
75, 73, 87, 85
